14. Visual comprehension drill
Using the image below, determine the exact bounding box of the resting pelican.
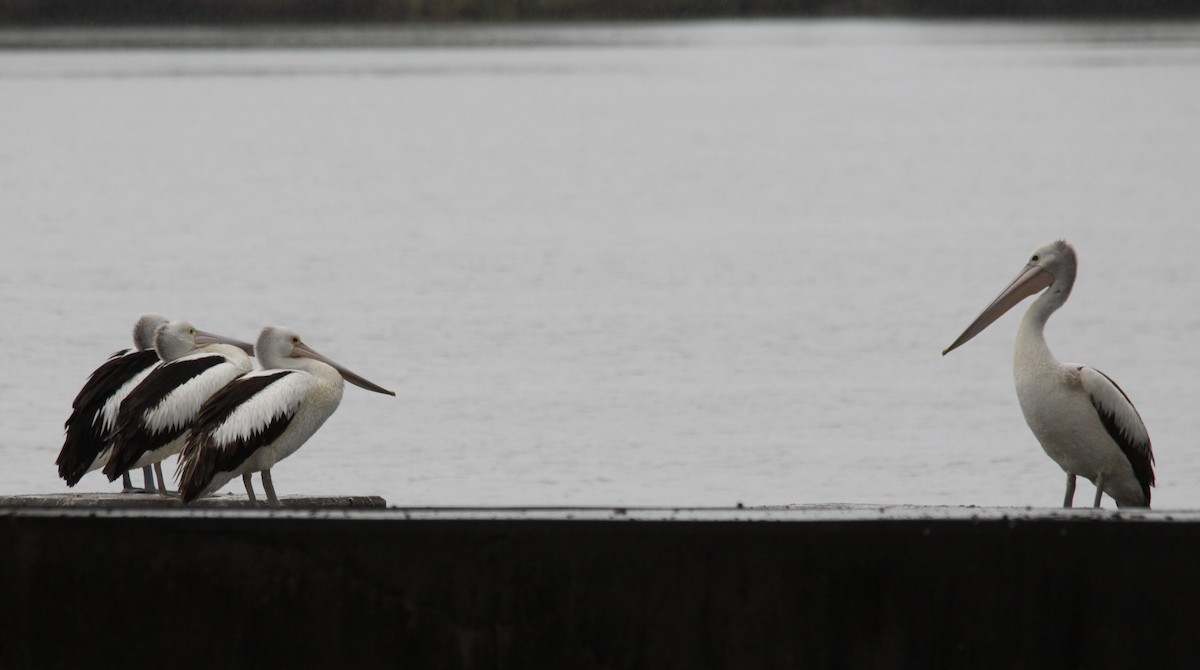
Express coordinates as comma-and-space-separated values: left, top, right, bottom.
102, 321, 255, 492
943, 240, 1155, 508
57, 314, 168, 492
177, 325, 395, 507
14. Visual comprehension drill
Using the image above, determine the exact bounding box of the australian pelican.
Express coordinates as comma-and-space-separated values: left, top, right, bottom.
177, 325, 394, 507
103, 321, 255, 492
57, 314, 168, 492
943, 240, 1155, 508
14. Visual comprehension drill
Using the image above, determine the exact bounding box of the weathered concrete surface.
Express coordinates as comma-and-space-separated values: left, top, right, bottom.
1, 505, 1197, 669
3, 0, 1198, 25
0, 492, 386, 508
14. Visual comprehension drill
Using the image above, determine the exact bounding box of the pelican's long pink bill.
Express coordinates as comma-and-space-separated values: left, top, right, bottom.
942, 263, 1054, 356
193, 330, 256, 355
293, 343, 395, 396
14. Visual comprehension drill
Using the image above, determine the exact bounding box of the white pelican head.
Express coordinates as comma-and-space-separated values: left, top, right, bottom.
154, 321, 256, 362
133, 314, 170, 351
256, 326, 395, 396
943, 239, 1077, 356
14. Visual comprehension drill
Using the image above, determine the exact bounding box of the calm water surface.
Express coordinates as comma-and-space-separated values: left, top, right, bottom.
2, 20, 1199, 507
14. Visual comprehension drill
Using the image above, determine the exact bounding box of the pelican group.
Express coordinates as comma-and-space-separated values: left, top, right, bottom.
943, 240, 1155, 508
102, 321, 255, 492
58, 318, 394, 506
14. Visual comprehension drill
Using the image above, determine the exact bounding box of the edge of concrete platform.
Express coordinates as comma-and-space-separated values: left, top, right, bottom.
0, 492, 386, 508
1, 498, 1196, 522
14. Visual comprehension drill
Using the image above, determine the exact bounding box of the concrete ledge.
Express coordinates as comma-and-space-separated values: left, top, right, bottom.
3, 0, 1199, 25
2, 505, 1197, 668
0, 492, 387, 508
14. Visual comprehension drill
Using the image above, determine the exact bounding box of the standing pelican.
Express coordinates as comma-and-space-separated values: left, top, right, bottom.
177, 326, 394, 507
103, 321, 255, 492
943, 240, 1155, 508
57, 314, 168, 492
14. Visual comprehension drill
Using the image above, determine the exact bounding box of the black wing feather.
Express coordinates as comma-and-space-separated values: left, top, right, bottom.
178, 371, 298, 504
103, 355, 227, 480
57, 349, 159, 486
1088, 368, 1155, 506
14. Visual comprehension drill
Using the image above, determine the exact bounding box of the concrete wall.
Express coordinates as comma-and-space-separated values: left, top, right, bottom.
1, 508, 1196, 668
3, 0, 1198, 23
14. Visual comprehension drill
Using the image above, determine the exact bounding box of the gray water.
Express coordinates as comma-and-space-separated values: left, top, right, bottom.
2, 20, 1199, 508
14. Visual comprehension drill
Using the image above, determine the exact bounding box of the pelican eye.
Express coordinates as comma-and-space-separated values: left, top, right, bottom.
292, 336, 301, 345
1030, 254, 1039, 262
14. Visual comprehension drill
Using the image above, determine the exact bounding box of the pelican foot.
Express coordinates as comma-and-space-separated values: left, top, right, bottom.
126, 486, 160, 494
120, 477, 144, 493
122, 472, 159, 494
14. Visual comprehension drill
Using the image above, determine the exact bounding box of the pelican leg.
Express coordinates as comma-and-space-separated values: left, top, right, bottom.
122, 466, 155, 493
242, 473, 257, 506
153, 462, 177, 496
1063, 473, 1076, 508
1093, 473, 1105, 508
261, 470, 279, 508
